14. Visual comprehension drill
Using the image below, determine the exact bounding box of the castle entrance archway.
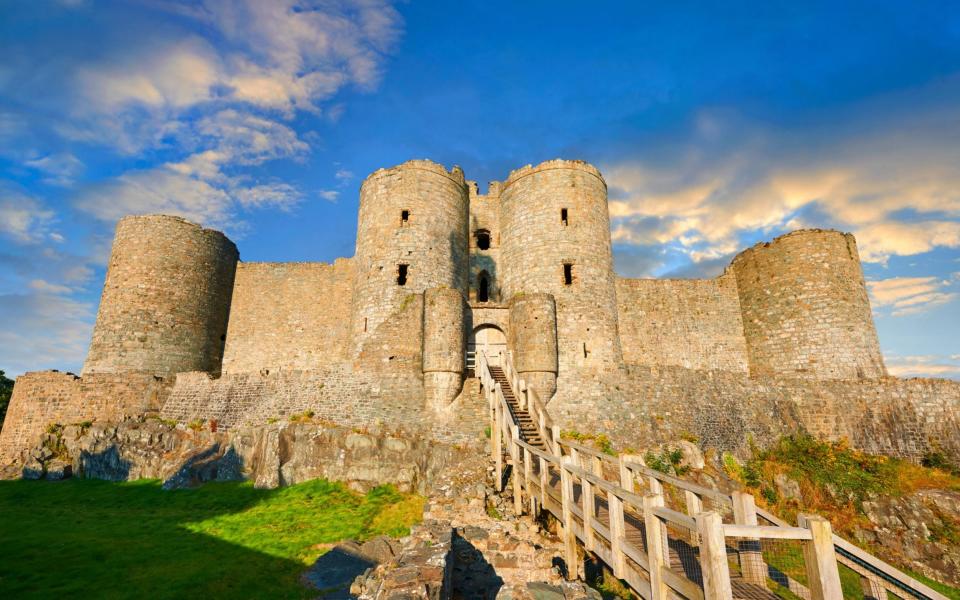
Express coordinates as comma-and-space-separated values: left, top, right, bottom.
467, 324, 506, 371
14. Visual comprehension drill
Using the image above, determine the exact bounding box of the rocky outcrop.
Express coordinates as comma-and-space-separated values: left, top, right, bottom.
10, 417, 486, 494
855, 489, 960, 586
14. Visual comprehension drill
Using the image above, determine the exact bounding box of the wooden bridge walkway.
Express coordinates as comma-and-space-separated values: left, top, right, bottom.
480, 354, 948, 600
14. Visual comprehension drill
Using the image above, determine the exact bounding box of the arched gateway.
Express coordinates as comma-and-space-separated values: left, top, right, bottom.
467, 324, 506, 370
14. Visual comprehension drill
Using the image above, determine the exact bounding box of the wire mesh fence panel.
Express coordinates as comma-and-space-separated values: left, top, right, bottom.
663, 519, 704, 592
724, 535, 810, 600
703, 494, 736, 523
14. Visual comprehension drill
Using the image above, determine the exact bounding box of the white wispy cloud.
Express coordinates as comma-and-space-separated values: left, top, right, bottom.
0, 185, 57, 244
0, 291, 95, 376
24, 153, 85, 186
867, 276, 958, 317
60, 1, 403, 229
605, 84, 960, 271
884, 354, 960, 380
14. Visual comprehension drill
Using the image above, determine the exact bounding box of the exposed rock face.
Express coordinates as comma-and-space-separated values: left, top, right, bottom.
856, 489, 960, 586
10, 418, 486, 494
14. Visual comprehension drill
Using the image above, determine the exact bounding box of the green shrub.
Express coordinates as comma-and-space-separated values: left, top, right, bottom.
644, 448, 689, 476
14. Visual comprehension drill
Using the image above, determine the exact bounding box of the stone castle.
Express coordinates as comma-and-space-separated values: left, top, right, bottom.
1, 159, 958, 466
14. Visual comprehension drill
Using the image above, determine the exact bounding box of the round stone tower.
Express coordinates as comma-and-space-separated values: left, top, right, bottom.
83, 215, 239, 377
351, 160, 470, 355
422, 287, 466, 410
499, 160, 622, 373
730, 229, 886, 379
508, 293, 558, 400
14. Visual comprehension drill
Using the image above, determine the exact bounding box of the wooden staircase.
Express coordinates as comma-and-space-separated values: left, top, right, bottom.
488, 366, 548, 451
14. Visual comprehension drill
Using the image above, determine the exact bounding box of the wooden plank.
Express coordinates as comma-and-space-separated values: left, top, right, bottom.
722, 524, 812, 540
831, 535, 949, 600
511, 426, 523, 516
661, 566, 706, 600
732, 491, 766, 585
803, 516, 843, 600
651, 505, 697, 529
644, 494, 668, 600
697, 511, 733, 600
582, 475, 596, 551
621, 539, 650, 571
560, 456, 578, 581
493, 395, 502, 492
609, 492, 627, 578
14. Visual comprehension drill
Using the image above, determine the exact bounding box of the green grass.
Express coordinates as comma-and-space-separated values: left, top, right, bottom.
0, 478, 423, 599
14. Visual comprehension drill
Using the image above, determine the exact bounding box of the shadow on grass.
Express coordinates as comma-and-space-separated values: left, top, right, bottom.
0, 477, 415, 599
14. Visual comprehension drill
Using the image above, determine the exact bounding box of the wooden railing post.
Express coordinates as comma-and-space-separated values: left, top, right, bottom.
560, 456, 579, 580
582, 468, 596, 552
608, 491, 626, 578
511, 425, 523, 516
618, 454, 635, 491
685, 490, 704, 545
643, 493, 668, 600
802, 516, 843, 600
732, 491, 766, 584
696, 511, 734, 600
523, 446, 534, 515
538, 456, 549, 514
636, 456, 664, 495
551, 425, 561, 456
493, 392, 503, 492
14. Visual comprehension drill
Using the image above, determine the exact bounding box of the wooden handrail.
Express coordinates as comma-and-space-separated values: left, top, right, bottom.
478, 348, 943, 600
723, 524, 813, 540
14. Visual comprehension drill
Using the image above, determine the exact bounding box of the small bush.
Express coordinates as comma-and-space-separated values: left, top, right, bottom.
922, 451, 959, 475
187, 419, 204, 432
644, 448, 689, 476
288, 410, 316, 424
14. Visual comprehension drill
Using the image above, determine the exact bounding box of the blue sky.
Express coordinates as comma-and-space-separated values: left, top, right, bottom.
1, 0, 959, 379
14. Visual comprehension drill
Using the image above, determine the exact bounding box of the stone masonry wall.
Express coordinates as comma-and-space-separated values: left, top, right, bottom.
351, 160, 469, 356
731, 229, 886, 379
0, 371, 172, 466
616, 272, 749, 372
468, 181, 502, 304
499, 160, 622, 374
221, 259, 355, 373
159, 368, 485, 445
83, 215, 238, 377
550, 368, 960, 464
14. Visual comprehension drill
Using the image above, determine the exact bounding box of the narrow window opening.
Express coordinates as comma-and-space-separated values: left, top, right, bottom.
563, 263, 573, 285
583, 342, 589, 359
363, 318, 368, 332
400, 209, 410, 225
476, 230, 490, 250
561, 208, 568, 226
397, 264, 408, 286
478, 274, 489, 302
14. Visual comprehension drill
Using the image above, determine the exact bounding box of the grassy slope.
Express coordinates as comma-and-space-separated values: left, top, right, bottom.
723, 435, 960, 598
0, 478, 423, 599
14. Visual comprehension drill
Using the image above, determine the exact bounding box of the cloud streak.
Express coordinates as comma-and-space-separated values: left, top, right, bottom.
604, 82, 960, 274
